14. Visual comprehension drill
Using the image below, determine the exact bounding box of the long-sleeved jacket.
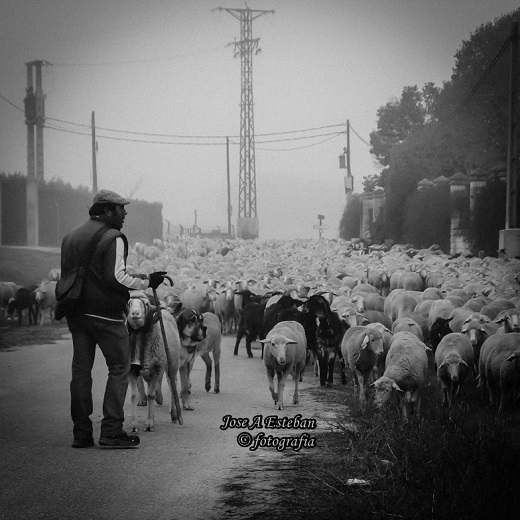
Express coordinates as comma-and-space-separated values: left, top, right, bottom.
60, 217, 149, 320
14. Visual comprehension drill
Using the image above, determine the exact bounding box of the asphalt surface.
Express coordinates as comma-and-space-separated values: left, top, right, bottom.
0, 332, 344, 520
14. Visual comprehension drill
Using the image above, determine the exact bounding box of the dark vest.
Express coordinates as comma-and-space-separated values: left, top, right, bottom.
61, 218, 130, 320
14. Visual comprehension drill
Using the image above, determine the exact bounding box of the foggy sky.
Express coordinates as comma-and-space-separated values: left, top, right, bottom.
0, 0, 518, 241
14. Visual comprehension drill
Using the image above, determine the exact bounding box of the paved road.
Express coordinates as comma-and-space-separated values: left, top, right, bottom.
0, 332, 343, 520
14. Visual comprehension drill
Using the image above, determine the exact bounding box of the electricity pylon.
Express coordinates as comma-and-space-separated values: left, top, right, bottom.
215, 5, 274, 238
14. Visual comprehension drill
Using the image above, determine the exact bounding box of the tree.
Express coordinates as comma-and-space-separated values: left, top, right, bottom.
364, 8, 520, 245
429, 9, 520, 171
369, 85, 427, 168
339, 196, 362, 240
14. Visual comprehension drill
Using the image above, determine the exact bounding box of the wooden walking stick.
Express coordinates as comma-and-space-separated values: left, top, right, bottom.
152, 277, 183, 425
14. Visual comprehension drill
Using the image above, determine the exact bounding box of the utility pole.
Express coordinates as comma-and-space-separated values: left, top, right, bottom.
339, 120, 354, 198
500, 21, 520, 257
346, 119, 352, 177
506, 21, 519, 230
24, 60, 50, 246
92, 111, 98, 193
215, 5, 274, 239
226, 137, 232, 236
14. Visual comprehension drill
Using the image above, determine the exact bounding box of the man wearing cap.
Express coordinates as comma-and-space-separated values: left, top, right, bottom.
60, 189, 166, 449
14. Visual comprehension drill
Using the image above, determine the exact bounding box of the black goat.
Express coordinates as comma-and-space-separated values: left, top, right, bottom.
429, 316, 453, 353
7, 286, 39, 326
262, 295, 305, 358
302, 294, 347, 386
233, 290, 270, 358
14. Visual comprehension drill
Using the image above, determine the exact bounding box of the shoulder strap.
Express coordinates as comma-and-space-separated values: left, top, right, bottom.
83, 225, 109, 268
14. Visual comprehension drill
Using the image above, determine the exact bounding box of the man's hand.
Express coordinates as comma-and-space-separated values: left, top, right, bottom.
148, 271, 167, 289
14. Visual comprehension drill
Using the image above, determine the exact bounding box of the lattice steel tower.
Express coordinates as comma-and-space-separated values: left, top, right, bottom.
215, 5, 274, 238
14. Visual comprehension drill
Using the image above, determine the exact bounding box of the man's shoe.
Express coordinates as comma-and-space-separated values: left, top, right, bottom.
72, 438, 95, 449
98, 431, 140, 449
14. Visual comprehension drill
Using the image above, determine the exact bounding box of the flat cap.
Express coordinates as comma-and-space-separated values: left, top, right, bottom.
92, 189, 130, 206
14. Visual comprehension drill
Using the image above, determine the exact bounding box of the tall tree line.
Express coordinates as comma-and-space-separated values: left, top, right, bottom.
340, 8, 519, 254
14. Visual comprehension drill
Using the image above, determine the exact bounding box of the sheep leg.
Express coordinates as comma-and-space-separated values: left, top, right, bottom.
277, 370, 290, 411
326, 355, 335, 387
246, 335, 254, 358
488, 379, 499, 409
317, 352, 327, 387
339, 351, 348, 385
155, 372, 164, 406
200, 352, 213, 392
213, 351, 221, 395
128, 374, 140, 433
179, 363, 194, 410
293, 367, 300, 405
441, 382, 449, 407
166, 371, 178, 423
354, 369, 366, 407
137, 376, 147, 406
414, 393, 422, 416
233, 327, 243, 356
266, 366, 278, 406
145, 373, 162, 432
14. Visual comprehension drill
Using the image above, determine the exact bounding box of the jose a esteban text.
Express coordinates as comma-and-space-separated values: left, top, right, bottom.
220, 414, 317, 431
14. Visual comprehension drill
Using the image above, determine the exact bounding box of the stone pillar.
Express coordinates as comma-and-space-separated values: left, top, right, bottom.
360, 191, 373, 239
468, 168, 488, 212
372, 188, 385, 222
237, 217, 259, 240
449, 173, 470, 256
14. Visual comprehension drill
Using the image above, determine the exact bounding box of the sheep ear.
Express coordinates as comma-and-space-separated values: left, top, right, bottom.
361, 335, 369, 348
438, 360, 446, 369
494, 316, 506, 324
506, 353, 520, 362
460, 359, 469, 367
392, 382, 403, 392
286, 340, 298, 345
259, 339, 270, 344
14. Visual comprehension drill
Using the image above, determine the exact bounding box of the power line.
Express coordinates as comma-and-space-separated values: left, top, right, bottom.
45, 122, 346, 147
45, 115, 345, 139
0, 89, 365, 148
0, 93, 23, 112
349, 122, 371, 147
256, 131, 345, 151
51, 46, 225, 67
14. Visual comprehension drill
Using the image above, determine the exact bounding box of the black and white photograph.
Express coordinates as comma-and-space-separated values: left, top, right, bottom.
1, 1, 520, 519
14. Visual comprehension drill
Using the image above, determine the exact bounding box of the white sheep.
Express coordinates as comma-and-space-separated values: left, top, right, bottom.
260, 320, 307, 411
371, 332, 429, 421
341, 325, 384, 408
435, 332, 474, 407
126, 291, 181, 432
478, 332, 520, 412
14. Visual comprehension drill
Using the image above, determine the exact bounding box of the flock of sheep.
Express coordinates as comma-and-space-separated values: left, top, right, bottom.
3, 235, 520, 422
128, 236, 520, 420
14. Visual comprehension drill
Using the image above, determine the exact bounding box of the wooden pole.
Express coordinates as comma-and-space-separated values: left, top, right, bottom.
506, 22, 519, 229
92, 111, 98, 193
226, 137, 231, 236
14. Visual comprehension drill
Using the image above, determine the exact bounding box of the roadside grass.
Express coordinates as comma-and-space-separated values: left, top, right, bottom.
280, 372, 520, 520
